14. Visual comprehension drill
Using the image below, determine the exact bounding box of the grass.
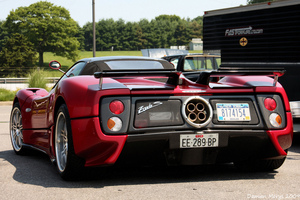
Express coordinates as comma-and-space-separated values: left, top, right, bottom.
0, 88, 17, 101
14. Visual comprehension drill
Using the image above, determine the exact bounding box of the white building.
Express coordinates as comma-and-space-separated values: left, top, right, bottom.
189, 38, 203, 51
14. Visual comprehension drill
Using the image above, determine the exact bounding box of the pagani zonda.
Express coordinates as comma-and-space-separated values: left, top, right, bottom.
10, 56, 293, 180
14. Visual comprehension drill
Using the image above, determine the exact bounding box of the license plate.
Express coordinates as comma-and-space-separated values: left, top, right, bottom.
217, 103, 251, 121
180, 133, 219, 148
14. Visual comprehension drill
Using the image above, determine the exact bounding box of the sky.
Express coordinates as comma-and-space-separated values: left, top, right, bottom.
0, 0, 248, 27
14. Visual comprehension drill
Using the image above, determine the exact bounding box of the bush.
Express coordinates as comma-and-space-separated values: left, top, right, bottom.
28, 68, 48, 89
0, 88, 16, 101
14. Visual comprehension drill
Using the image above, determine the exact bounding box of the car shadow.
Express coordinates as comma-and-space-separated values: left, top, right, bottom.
289, 133, 300, 154
0, 148, 282, 188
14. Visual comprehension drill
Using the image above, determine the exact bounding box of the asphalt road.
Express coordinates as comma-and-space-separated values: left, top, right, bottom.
1, 104, 300, 200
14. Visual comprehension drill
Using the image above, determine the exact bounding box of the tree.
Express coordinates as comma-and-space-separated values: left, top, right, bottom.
0, 33, 37, 77
4, 1, 79, 66
190, 21, 203, 39
132, 23, 147, 50
82, 22, 93, 51
174, 21, 191, 46
0, 21, 9, 52
155, 15, 181, 22
115, 19, 127, 50
247, 0, 274, 4
75, 23, 85, 51
81, 14, 203, 50
192, 16, 203, 23
138, 19, 151, 48
96, 19, 117, 51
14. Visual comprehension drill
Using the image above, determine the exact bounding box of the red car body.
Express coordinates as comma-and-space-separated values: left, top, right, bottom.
10, 56, 293, 180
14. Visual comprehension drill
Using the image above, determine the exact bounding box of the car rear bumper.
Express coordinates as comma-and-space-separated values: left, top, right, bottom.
117, 129, 289, 166
71, 113, 292, 167
118, 113, 293, 166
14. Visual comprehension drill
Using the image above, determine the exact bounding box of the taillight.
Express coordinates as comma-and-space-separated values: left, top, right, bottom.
109, 100, 124, 114
107, 117, 123, 132
257, 95, 285, 129
107, 100, 124, 131
101, 97, 130, 134
264, 97, 277, 111
264, 98, 282, 128
269, 113, 282, 128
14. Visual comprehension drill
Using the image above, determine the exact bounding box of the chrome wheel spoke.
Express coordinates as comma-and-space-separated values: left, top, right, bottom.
12, 124, 17, 131
61, 152, 67, 168
61, 147, 67, 164
13, 115, 18, 125
13, 134, 19, 147
16, 112, 20, 123
17, 135, 21, 147
63, 134, 68, 143
12, 130, 17, 139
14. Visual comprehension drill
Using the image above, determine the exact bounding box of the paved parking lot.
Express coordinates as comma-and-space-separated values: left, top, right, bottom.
1, 104, 300, 200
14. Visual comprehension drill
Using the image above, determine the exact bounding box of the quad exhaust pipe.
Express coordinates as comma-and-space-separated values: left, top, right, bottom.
187, 102, 207, 122
183, 96, 213, 128
187, 102, 205, 112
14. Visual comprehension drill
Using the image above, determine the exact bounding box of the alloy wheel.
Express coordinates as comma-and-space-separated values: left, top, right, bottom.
55, 112, 68, 173
10, 106, 23, 152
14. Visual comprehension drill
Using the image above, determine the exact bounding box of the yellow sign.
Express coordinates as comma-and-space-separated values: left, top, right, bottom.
240, 37, 248, 46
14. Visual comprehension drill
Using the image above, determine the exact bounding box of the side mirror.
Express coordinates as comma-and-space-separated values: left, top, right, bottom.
49, 60, 65, 74
49, 60, 61, 70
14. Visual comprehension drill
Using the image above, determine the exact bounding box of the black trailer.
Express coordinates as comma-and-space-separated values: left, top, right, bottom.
203, 0, 300, 131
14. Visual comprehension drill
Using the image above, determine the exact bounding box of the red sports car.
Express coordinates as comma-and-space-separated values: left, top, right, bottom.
10, 56, 293, 180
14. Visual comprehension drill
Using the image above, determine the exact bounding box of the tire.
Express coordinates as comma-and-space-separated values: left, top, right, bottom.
54, 104, 84, 180
10, 102, 26, 155
234, 157, 286, 172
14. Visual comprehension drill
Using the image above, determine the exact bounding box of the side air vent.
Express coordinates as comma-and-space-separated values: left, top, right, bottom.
182, 96, 213, 128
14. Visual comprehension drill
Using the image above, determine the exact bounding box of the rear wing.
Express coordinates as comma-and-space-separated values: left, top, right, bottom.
190, 68, 285, 86
94, 68, 285, 89
94, 70, 180, 89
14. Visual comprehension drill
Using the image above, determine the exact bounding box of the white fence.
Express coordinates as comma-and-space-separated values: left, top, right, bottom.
0, 78, 59, 91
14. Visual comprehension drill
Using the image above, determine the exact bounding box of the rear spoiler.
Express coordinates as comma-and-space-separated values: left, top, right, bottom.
94, 69, 285, 89
193, 69, 285, 86
94, 70, 180, 89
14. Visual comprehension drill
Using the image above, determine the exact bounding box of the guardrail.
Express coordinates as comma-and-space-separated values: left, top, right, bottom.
0, 77, 60, 91
0, 77, 60, 84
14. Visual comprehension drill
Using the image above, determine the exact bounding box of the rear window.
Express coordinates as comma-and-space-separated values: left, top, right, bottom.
105, 60, 166, 70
